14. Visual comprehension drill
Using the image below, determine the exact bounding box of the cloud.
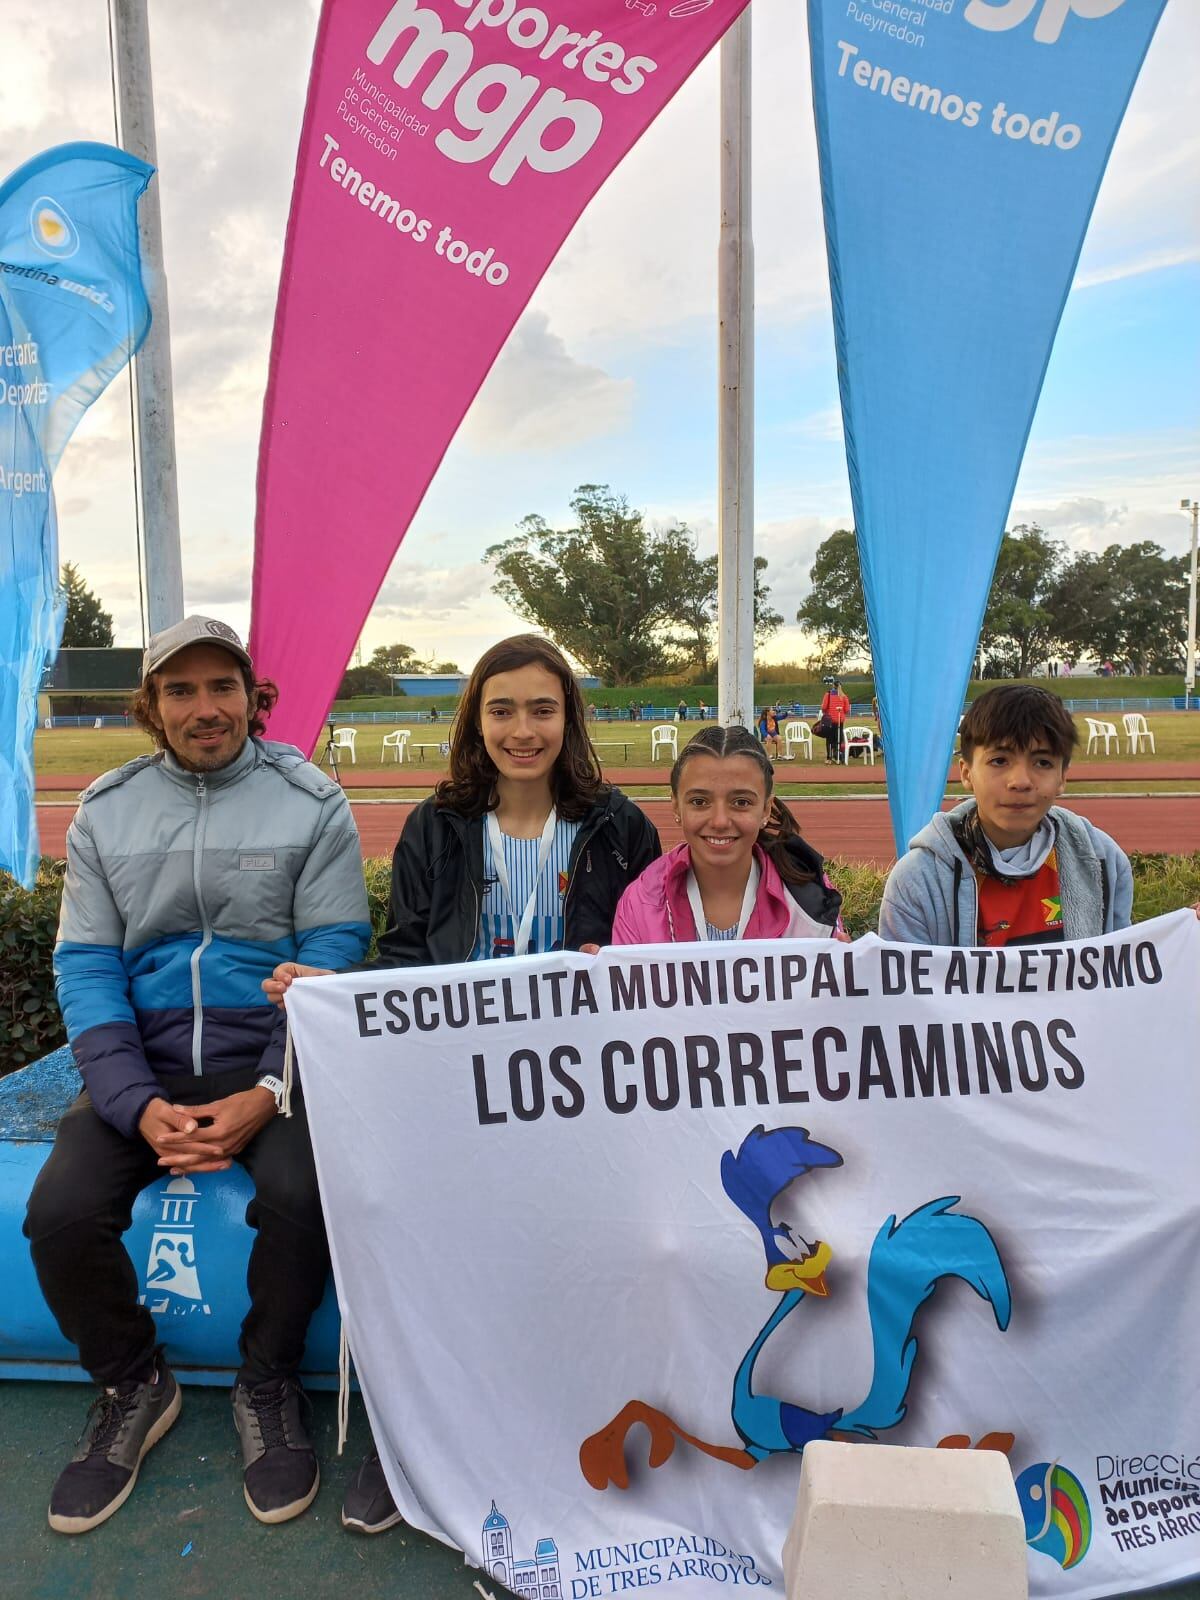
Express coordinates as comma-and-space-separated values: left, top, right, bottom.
1075, 247, 1200, 292
1008, 495, 1194, 560
373, 556, 495, 621
462, 312, 634, 453
184, 566, 253, 607
782, 408, 844, 443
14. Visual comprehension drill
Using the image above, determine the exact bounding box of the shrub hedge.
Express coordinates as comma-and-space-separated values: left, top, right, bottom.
0, 859, 67, 1073
3, 851, 1198, 1079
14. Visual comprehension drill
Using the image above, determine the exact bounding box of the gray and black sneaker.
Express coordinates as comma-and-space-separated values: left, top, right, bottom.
341, 1448, 404, 1534
48, 1361, 181, 1534
232, 1376, 319, 1524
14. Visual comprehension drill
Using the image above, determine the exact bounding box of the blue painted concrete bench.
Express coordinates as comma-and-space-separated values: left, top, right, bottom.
0, 1047, 342, 1387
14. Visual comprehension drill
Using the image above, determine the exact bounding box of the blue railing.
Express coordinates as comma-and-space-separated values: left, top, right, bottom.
39, 697, 1200, 730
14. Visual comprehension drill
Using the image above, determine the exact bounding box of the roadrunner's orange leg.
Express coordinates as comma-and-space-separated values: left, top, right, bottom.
580, 1401, 757, 1490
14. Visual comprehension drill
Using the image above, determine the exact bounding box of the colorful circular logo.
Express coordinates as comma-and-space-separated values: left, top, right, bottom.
29, 196, 80, 260
1016, 1460, 1092, 1570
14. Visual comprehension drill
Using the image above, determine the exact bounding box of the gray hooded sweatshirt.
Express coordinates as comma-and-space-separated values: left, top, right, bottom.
878, 799, 1133, 947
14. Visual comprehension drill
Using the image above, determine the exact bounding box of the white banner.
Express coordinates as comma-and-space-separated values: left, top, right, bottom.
289, 914, 1200, 1600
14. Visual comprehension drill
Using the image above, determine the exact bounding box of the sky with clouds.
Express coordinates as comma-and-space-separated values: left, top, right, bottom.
1, 0, 1196, 671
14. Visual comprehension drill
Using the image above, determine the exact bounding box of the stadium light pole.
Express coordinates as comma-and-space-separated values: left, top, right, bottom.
716, 11, 755, 730
1182, 498, 1198, 708
110, 0, 184, 638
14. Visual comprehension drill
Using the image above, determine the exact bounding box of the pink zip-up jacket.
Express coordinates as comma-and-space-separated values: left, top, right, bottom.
610, 843, 844, 944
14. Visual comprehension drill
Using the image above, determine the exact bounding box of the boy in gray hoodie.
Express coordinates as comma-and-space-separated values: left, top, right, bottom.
878, 684, 1133, 947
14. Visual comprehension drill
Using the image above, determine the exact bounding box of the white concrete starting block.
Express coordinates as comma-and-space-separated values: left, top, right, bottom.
783, 1441, 1028, 1600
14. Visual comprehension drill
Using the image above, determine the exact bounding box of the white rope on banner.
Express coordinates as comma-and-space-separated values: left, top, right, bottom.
279, 1022, 295, 1118
337, 1320, 350, 1456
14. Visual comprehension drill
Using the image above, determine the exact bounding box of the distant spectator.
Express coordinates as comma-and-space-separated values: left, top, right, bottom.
676, 699, 688, 723
586, 701, 597, 722
757, 707, 782, 761
698, 699, 708, 720
428, 704, 440, 723
819, 678, 851, 765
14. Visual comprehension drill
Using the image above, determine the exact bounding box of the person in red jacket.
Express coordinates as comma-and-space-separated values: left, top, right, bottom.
819, 678, 851, 764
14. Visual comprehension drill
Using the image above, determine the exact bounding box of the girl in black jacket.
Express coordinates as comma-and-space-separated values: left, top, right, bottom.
376, 634, 661, 965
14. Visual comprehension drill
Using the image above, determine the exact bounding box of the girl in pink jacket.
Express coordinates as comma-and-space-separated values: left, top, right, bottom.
611, 726, 845, 944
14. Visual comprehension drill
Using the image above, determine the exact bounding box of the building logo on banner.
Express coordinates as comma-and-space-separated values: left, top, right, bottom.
482, 1500, 563, 1597
28, 195, 79, 259
964, 0, 1127, 46
138, 1176, 213, 1318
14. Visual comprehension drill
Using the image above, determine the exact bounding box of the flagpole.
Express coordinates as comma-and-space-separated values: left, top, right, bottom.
716, 11, 755, 731
109, 0, 184, 637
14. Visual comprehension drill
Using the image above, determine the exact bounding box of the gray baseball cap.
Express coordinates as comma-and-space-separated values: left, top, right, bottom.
142, 615, 253, 683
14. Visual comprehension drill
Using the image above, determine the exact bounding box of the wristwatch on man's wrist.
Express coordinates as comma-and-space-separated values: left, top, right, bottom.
256, 1075, 285, 1112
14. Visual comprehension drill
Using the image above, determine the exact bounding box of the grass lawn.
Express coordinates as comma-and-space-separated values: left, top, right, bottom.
33, 708, 1200, 786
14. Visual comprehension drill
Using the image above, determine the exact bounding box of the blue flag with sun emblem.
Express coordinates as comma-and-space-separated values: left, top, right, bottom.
0, 142, 152, 886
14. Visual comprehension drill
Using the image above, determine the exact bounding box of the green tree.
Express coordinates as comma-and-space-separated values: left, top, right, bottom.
1049, 542, 1187, 673
794, 530, 868, 669
978, 525, 1063, 678
662, 546, 781, 674
485, 488, 665, 682
431, 660, 461, 674
337, 664, 394, 698
59, 562, 114, 648
368, 642, 419, 674
489, 487, 781, 682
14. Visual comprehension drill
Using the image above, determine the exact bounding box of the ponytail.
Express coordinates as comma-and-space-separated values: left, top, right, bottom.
759, 795, 816, 887
670, 725, 816, 887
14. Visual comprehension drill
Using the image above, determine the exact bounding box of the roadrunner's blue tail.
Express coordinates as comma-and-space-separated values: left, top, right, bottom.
838, 1197, 1011, 1438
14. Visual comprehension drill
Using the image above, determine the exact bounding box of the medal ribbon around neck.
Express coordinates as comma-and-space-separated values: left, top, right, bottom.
485, 807, 559, 957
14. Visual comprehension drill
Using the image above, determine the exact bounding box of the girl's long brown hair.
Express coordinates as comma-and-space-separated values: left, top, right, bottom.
670, 724, 815, 885
435, 635, 607, 821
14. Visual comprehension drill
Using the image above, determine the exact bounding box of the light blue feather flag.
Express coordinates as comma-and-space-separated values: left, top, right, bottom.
0, 142, 152, 886
807, 0, 1166, 852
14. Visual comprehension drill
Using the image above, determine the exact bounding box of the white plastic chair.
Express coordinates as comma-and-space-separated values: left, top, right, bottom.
1084, 717, 1118, 755
1122, 713, 1155, 755
650, 724, 678, 763
327, 727, 357, 766
784, 720, 813, 761
842, 725, 875, 765
381, 729, 410, 764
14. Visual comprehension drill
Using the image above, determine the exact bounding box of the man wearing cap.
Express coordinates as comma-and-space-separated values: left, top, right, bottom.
25, 616, 371, 1533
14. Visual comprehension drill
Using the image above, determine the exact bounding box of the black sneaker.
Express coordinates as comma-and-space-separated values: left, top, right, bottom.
341, 1448, 404, 1534
232, 1377, 319, 1524
48, 1361, 181, 1534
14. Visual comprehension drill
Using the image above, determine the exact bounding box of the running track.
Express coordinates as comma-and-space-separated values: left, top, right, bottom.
33, 794, 1200, 868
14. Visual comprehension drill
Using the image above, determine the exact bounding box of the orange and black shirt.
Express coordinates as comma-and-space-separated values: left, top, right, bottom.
975, 853, 1064, 947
